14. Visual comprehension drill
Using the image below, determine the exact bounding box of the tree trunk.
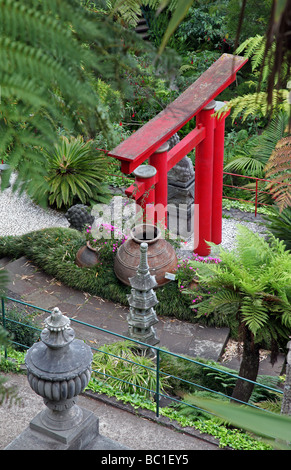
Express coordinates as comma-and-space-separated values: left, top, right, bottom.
231, 327, 260, 403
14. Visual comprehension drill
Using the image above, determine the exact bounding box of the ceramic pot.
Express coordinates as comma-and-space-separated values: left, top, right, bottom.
114, 224, 178, 287
76, 241, 99, 268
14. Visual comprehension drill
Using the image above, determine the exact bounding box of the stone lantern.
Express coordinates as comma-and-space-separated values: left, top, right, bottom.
126, 242, 160, 356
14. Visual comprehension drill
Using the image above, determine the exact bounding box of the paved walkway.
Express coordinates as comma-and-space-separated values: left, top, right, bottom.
0, 256, 231, 362
1, 373, 221, 450
0, 255, 285, 450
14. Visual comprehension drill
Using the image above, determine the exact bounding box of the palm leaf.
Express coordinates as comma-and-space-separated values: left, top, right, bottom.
185, 395, 291, 447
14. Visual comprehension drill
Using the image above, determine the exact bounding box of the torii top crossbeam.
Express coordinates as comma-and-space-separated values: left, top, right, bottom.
108, 54, 247, 174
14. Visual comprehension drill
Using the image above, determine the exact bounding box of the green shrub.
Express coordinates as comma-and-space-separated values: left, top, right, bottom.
37, 135, 111, 209
174, 5, 229, 52
264, 207, 291, 250
91, 341, 170, 399
0, 308, 40, 351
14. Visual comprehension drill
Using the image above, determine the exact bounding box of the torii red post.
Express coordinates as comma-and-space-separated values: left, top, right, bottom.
108, 54, 247, 256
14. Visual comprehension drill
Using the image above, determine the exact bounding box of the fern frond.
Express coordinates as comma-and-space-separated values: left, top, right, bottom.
225, 90, 289, 122
236, 35, 266, 68
0, 0, 156, 203
265, 136, 291, 212
254, 111, 289, 162
208, 290, 241, 309
241, 297, 269, 336
236, 225, 271, 261
235, 34, 277, 83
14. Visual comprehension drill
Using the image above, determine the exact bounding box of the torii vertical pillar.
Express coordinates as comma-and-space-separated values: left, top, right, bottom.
211, 101, 229, 245
149, 142, 169, 229
194, 100, 216, 256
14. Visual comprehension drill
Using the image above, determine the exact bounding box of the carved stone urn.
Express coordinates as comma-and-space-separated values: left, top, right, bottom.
25, 307, 93, 441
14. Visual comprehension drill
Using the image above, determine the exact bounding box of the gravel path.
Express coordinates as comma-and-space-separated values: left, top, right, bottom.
0, 184, 268, 254
0, 184, 68, 237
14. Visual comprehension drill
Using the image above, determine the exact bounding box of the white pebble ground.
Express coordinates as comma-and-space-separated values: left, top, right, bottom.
0, 183, 68, 237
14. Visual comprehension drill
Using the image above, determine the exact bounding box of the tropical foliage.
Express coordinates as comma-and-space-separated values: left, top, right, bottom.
264, 207, 291, 250
265, 136, 291, 212
0, 0, 153, 202
184, 225, 291, 402
216, 34, 289, 123
223, 111, 289, 207
1, 0, 291, 447
35, 136, 111, 209
91, 340, 169, 398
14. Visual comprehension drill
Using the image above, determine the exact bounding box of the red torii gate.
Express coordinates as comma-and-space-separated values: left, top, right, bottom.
108, 54, 247, 256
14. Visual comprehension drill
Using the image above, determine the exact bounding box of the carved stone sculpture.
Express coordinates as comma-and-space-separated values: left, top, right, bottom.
65, 204, 94, 232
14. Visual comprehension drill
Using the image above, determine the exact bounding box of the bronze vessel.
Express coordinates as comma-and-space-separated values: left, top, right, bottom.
114, 224, 178, 287
76, 241, 99, 268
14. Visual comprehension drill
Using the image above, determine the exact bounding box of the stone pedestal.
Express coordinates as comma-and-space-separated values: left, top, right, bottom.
5, 411, 127, 450
281, 340, 291, 415
5, 307, 129, 450
167, 134, 195, 237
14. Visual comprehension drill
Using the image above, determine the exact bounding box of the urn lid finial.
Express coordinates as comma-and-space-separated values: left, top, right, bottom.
45, 307, 70, 332
41, 307, 74, 349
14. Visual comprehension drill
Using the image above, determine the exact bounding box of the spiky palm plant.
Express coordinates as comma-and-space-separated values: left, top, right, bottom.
186, 225, 291, 403
91, 340, 169, 398
41, 136, 111, 209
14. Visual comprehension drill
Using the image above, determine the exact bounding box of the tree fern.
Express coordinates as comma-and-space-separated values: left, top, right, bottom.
189, 224, 291, 340
264, 136, 291, 212
186, 225, 291, 400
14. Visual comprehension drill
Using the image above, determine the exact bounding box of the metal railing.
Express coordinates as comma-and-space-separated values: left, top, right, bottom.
104, 157, 287, 218
223, 171, 291, 216
0, 295, 284, 420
